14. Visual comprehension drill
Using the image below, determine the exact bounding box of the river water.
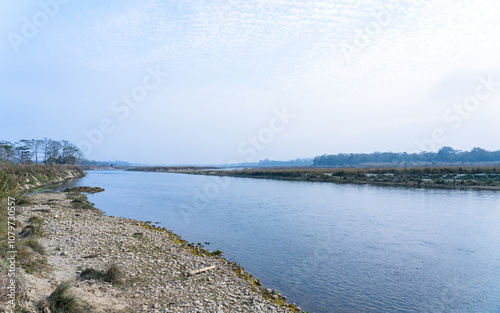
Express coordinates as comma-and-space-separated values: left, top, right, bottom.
61, 169, 500, 312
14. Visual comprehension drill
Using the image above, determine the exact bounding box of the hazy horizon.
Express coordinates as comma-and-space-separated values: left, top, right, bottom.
2, 1, 500, 164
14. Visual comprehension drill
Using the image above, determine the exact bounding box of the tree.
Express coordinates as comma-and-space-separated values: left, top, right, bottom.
436, 146, 456, 162
31, 139, 43, 164
468, 147, 491, 162
59, 140, 83, 164
44, 140, 61, 164
0, 141, 15, 162
15, 140, 32, 164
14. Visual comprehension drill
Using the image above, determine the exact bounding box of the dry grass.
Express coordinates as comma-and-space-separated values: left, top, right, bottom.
80, 263, 122, 285
37, 280, 88, 313
0, 270, 22, 304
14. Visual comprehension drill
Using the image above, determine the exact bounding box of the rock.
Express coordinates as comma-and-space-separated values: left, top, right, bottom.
266, 288, 272, 294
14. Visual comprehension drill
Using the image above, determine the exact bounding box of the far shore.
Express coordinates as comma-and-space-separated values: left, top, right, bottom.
126, 166, 500, 191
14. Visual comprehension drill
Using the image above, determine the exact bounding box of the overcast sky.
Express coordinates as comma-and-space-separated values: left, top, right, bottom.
1, 0, 500, 165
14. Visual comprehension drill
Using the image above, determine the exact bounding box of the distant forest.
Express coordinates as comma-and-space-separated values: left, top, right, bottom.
257, 158, 313, 167
313, 147, 500, 167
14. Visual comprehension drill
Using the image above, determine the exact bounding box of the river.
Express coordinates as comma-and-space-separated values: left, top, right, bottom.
60, 169, 500, 312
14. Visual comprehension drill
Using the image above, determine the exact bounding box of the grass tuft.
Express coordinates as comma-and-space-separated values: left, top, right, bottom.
27, 215, 43, 225
80, 263, 122, 285
103, 263, 121, 284
80, 268, 104, 280
45, 281, 78, 313
23, 239, 46, 255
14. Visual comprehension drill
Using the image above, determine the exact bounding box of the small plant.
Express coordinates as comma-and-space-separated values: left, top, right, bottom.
103, 263, 121, 284
79, 268, 105, 280
23, 239, 46, 255
80, 264, 121, 285
38, 280, 81, 313
27, 216, 43, 225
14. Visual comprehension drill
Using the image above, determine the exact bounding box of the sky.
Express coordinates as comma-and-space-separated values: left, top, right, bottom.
1, 0, 500, 165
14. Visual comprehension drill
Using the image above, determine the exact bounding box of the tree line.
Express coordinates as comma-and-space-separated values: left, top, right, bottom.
313, 147, 500, 167
0, 139, 83, 165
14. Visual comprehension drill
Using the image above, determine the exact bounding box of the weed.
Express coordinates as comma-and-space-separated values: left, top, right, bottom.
39, 280, 84, 313
80, 268, 105, 280
27, 216, 43, 225
80, 264, 122, 285
103, 263, 121, 284
23, 239, 46, 255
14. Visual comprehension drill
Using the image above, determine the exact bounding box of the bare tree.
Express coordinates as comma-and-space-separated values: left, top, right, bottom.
45, 140, 61, 164
60, 140, 83, 164
32, 139, 43, 164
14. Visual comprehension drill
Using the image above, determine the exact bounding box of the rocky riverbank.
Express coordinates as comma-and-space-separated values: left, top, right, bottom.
14, 191, 300, 312
186, 167, 500, 191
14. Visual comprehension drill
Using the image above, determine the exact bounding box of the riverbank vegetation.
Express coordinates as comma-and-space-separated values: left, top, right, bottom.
0, 163, 84, 311
192, 166, 500, 190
